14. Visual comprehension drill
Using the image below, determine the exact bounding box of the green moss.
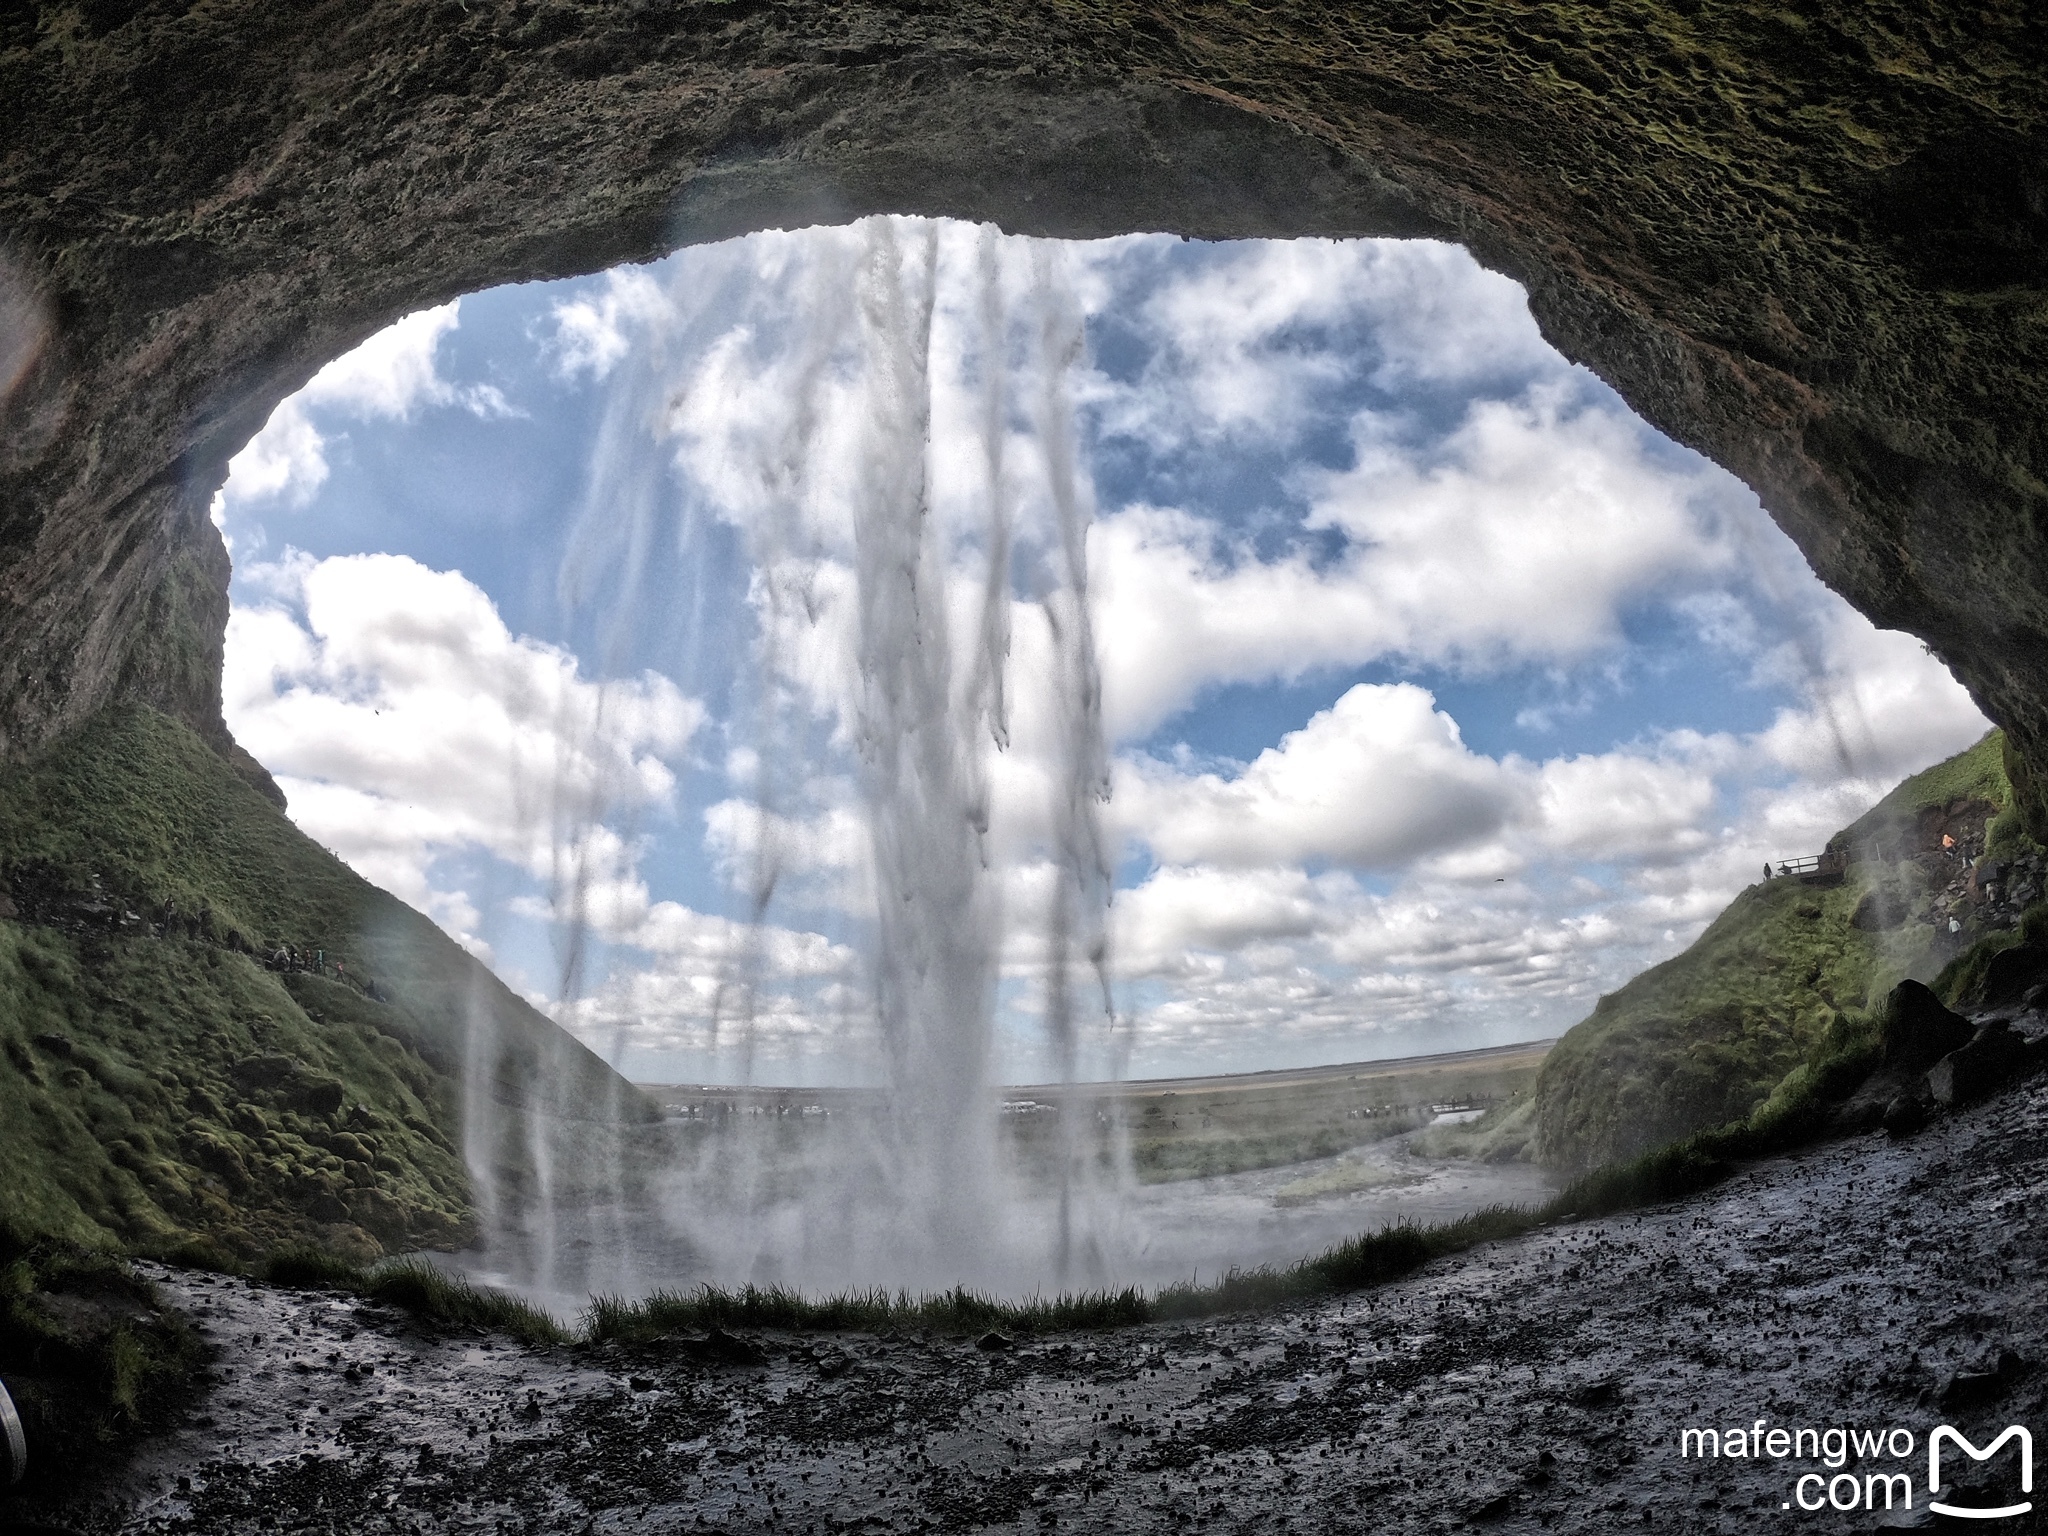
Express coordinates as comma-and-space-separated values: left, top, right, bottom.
0, 1225, 205, 1492
0, 706, 645, 1260
1531, 876, 1874, 1172
1833, 729, 2011, 859
1532, 730, 2017, 1173
1549, 1005, 1884, 1221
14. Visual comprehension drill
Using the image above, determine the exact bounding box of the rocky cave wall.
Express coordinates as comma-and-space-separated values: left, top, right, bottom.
2, 0, 2044, 807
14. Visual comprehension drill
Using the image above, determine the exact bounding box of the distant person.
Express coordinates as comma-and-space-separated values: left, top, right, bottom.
1763, 863, 1773, 881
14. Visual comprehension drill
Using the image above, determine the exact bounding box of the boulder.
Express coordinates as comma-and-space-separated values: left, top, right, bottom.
287, 1076, 347, 1116
1940, 1349, 2031, 1409
307, 1193, 350, 1223
1851, 889, 1910, 931
229, 1052, 300, 1090
680, 1327, 765, 1366
1881, 1090, 1932, 1138
1928, 1022, 2030, 1107
1978, 943, 2048, 1008
1877, 981, 1975, 1074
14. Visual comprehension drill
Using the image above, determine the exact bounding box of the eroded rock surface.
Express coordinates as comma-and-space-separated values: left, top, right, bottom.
19, 1075, 2047, 1534
2, 2, 2046, 805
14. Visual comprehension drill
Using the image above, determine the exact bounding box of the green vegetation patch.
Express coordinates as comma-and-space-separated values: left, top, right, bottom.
0, 1225, 205, 1492
256, 1245, 569, 1347
587, 1283, 1152, 1343
1531, 731, 2027, 1173
1530, 874, 1873, 1173
0, 917, 473, 1258
0, 706, 646, 1260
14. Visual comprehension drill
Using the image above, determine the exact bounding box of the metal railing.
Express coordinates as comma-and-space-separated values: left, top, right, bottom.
1768, 850, 1846, 881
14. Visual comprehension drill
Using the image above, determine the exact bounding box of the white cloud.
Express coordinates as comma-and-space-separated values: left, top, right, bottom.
1117, 683, 1517, 870
545, 268, 672, 381
1079, 237, 1555, 454
217, 301, 518, 512
216, 221, 2002, 1081
217, 402, 330, 509
545, 223, 1993, 1072
1091, 388, 1735, 740
1093, 577, 1989, 1066
224, 551, 703, 956
1531, 750, 1718, 862
554, 896, 863, 1064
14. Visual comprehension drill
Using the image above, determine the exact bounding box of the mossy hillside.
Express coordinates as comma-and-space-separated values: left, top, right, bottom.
1531, 731, 2031, 1174
1830, 729, 2013, 868
0, 920, 472, 1256
1529, 875, 1874, 1175
0, 706, 650, 1257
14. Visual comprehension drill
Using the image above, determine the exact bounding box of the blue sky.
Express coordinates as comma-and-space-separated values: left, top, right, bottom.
213, 221, 1988, 1085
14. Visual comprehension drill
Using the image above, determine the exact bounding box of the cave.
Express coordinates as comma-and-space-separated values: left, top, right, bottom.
6, 6, 2048, 1521
3, 0, 2045, 814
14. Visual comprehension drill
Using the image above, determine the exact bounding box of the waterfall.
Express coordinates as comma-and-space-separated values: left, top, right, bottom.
465, 216, 1125, 1300
1025, 241, 1121, 1286
843, 218, 1005, 1268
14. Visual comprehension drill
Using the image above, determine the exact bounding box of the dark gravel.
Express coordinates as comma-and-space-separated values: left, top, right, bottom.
14, 1078, 2048, 1535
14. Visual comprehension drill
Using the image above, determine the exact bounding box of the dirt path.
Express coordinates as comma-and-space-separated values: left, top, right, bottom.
21, 1079, 2048, 1535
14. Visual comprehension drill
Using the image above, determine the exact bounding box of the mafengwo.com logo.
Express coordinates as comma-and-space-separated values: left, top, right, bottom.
1678, 1418, 2033, 1517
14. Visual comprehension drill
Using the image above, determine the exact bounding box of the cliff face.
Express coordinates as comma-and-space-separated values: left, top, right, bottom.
1, 1, 2044, 792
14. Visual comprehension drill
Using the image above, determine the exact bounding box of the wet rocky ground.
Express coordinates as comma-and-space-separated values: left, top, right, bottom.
13, 1076, 2048, 1535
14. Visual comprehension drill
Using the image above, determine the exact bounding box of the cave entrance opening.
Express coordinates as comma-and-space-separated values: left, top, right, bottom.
208, 218, 1985, 1302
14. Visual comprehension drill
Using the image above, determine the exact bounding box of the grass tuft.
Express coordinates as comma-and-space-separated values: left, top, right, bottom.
586, 1281, 1151, 1342
247, 1245, 569, 1345
361, 1259, 570, 1346
261, 1242, 368, 1291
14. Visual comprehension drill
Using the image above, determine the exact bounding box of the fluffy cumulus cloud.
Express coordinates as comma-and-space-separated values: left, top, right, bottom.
544, 269, 672, 382
1087, 371, 1736, 741
1117, 685, 1517, 870
1081, 237, 1555, 453
214, 302, 518, 519
225, 551, 704, 954
551, 223, 1993, 1072
224, 546, 871, 1059
1105, 648, 1985, 1065
558, 901, 862, 1065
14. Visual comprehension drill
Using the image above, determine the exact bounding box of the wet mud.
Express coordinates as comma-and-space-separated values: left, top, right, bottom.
16, 1079, 2048, 1535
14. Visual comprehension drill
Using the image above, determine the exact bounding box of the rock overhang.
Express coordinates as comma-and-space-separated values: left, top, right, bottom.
1, 0, 2043, 807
